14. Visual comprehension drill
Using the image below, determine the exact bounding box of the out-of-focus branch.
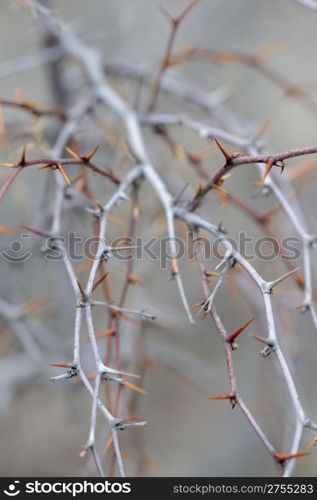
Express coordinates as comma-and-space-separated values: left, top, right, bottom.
290, 0, 317, 11
0, 46, 62, 79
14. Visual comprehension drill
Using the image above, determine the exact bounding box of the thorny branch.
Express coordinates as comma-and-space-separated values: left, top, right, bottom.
1, 0, 317, 477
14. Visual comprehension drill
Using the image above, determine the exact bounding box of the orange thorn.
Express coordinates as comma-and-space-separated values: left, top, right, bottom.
121, 415, 142, 423
262, 158, 284, 183
80, 444, 89, 455
173, 143, 187, 161
92, 272, 109, 292
75, 260, 93, 275
65, 146, 81, 159
113, 369, 140, 379
103, 437, 114, 454
58, 165, 71, 186
207, 393, 237, 407
19, 146, 26, 166
85, 145, 99, 162
247, 181, 264, 188
19, 224, 50, 238
261, 158, 274, 183
0, 225, 16, 235
95, 328, 116, 338
207, 394, 232, 400
204, 270, 221, 278
189, 301, 204, 310
295, 303, 309, 311
274, 452, 311, 463
294, 273, 305, 288
76, 280, 85, 297
121, 380, 147, 395
22, 294, 50, 315
250, 334, 268, 345
212, 50, 245, 65
214, 139, 231, 162
188, 145, 216, 164
120, 451, 135, 460
15, 86, 24, 104
195, 182, 203, 197
37, 164, 54, 171
50, 363, 73, 368
227, 317, 256, 345
213, 184, 229, 195
254, 118, 271, 141
171, 258, 179, 277
306, 436, 317, 449
178, 0, 203, 23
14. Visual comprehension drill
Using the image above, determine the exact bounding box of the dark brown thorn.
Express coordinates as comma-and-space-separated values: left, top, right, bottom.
214, 139, 231, 163
19, 146, 27, 166
77, 280, 85, 298
83, 145, 100, 162
92, 272, 109, 292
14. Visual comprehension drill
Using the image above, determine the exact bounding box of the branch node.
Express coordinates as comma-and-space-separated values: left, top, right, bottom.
260, 344, 276, 357
49, 364, 78, 382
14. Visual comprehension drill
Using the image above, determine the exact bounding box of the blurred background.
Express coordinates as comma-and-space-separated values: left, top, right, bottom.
0, 0, 317, 477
